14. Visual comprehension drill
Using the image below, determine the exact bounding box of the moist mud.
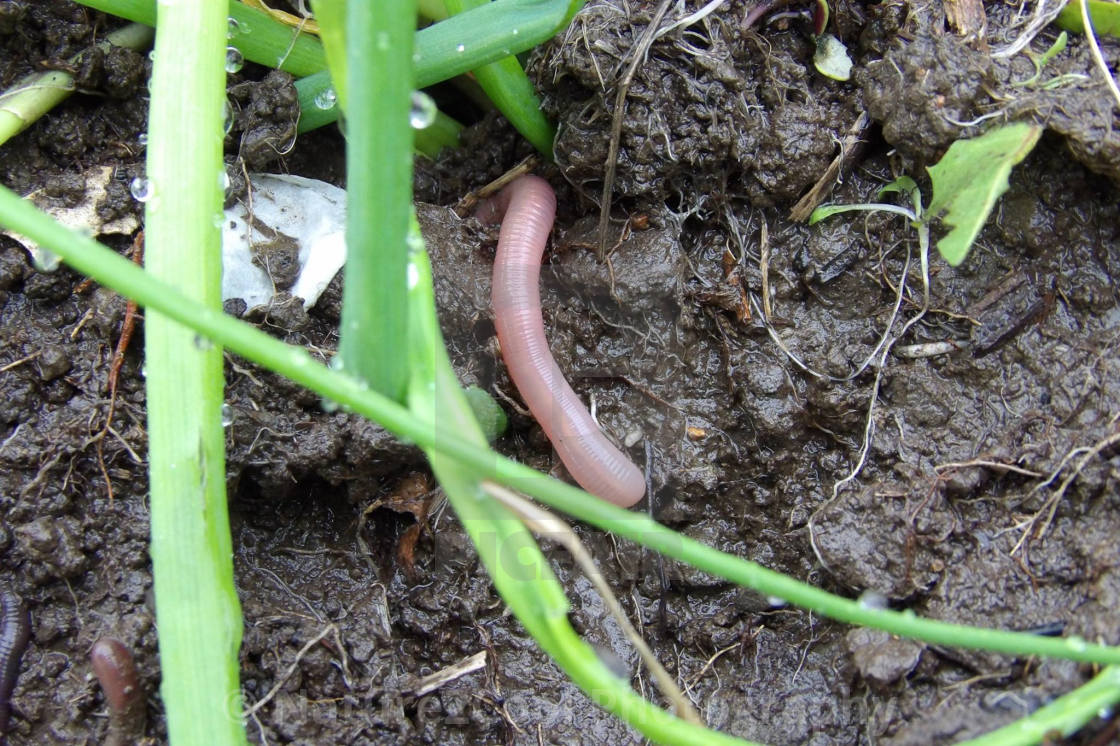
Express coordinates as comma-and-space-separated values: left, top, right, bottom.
1, 1, 1118, 744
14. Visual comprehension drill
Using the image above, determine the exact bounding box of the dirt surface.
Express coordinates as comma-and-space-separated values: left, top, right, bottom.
2, 1, 1119, 744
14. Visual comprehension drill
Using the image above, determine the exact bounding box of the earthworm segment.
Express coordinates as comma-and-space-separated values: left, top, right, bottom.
480, 175, 645, 507
90, 637, 146, 746
0, 588, 30, 742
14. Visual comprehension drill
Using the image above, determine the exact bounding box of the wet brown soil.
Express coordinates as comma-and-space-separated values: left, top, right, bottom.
1, 1, 1119, 744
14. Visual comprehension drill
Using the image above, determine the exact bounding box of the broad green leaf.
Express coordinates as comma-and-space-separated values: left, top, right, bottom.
926, 122, 1043, 266
1056, 0, 1120, 37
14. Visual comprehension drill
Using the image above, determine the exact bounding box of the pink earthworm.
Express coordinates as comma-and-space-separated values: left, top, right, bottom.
478, 175, 645, 507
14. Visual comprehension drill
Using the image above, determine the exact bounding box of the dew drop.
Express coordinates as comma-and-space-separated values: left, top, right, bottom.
1066, 635, 1088, 653
857, 590, 889, 611
407, 262, 419, 289
221, 403, 233, 427
148, 49, 156, 62
408, 90, 436, 129
137, 132, 148, 146
218, 170, 231, 191
320, 396, 340, 413
130, 176, 154, 202
328, 355, 344, 372
29, 246, 62, 273
227, 17, 241, 38
192, 334, 214, 351
224, 46, 244, 73
140, 363, 147, 378
1099, 706, 1114, 720
456, 43, 466, 53
314, 87, 337, 110
766, 596, 787, 609
222, 100, 234, 136
512, 27, 519, 35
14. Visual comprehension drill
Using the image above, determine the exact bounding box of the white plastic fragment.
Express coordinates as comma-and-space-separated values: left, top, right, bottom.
221, 173, 347, 310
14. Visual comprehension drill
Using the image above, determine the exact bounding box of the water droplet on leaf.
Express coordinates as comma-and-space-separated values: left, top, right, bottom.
408, 91, 436, 129
314, 88, 337, 110
225, 46, 244, 73
130, 177, 154, 202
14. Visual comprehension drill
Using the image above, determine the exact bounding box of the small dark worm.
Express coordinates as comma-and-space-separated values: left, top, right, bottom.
90, 637, 146, 746
0, 588, 30, 740
479, 175, 645, 507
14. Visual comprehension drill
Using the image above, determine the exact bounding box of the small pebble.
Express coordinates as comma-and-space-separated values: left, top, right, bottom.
38, 345, 71, 381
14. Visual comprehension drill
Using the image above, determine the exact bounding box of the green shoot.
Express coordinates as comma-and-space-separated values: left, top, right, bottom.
443, 0, 557, 156
0, 23, 153, 147
1012, 31, 1068, 87
141, 1, 244, 744
813, 123, 1043, 267
925, 122, 1042, 265
327, 2, 415, 400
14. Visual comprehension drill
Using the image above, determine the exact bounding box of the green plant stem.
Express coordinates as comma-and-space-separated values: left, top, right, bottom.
406, 233, 751, 745
5, 190, 1120, 673
443, 0, 557, 156
76, 0, 327, 76
75, 0, 585, 134
142, 1, 245, 744
414, 110, 463, 157
0, 23, 153, 147
334, 2, 415, 400
957, 666, 1120, 745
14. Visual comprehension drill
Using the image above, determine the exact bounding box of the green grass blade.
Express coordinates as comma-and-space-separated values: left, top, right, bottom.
443, 0, 556, 156
331, 1, 416, 400
142, 1, 245, 744
414, 110, 463, 157
74, 0, 584, 135
0, 23, 153, 147
957, 665, 1120, 745
75, 0, 328, 76
76, 0, 582, 84
5, 192, 1120, 672
308, 0, 347, 107
405, 225, 755, 745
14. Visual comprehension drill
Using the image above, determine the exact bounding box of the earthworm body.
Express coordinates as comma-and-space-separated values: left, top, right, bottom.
480, 175, 645, 507
90, 637, 146, 746
0, 588, 30, 741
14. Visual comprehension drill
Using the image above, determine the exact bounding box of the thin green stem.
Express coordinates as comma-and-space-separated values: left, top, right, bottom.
143, 0, 245, 743
75, 0, 327, 76
75, 0, 585, 135
4, 190, 1120, 671
336, 2, 416, 400
0, 23, 153, 147
443, 0, 556, 156
957, 666, 1120, 745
